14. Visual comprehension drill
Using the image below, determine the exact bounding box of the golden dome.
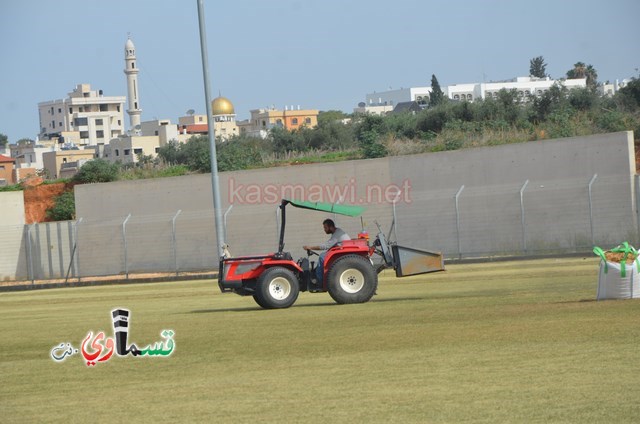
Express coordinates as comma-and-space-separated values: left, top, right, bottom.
211, 96, 235, 116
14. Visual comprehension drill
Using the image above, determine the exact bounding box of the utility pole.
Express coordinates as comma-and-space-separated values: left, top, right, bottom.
197, 0, 226, 257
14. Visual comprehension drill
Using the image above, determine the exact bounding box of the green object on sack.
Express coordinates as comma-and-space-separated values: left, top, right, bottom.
592, 242, 640, 277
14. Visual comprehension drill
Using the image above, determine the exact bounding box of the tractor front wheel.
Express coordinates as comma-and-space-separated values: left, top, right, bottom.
254, 267, 300, 309
327, 255, 377, 304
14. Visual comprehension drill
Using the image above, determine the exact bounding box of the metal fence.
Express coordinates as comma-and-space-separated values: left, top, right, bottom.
3, 172, 639, 284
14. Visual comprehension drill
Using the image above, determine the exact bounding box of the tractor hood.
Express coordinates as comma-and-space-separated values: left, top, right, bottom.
283, 199, 365, 217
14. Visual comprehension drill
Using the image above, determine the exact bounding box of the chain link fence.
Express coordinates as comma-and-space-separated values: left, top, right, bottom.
3, 173, 638, 284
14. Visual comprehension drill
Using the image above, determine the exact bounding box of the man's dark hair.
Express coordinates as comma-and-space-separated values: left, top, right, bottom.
323, 219, 335, 228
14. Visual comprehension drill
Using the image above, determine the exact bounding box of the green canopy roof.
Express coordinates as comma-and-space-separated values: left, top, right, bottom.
285, 199, 365, 217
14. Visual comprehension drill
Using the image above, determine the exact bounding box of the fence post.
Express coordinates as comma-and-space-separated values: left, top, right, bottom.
45, 222, 54, 279
56, 222, 64, 277
392, 190, 401, 242
223, 205, 233, 239
25, 224, 34, 285
520, 180, 529, 254
34, 223, 41, 281
172, 210, 182, 276
588, 174, 598, 246
65, 218, 83, 283
454, 185, 464, 260
122, 214, 132, 280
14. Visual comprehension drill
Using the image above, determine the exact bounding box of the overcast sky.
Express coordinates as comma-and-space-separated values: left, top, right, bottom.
0, 0, 638, 142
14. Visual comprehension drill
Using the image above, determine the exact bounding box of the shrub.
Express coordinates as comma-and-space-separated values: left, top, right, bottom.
46, 190, 75, 221
73, 159, 119, 183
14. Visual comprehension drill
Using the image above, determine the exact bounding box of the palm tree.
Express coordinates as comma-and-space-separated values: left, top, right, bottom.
567, 62, 598, 88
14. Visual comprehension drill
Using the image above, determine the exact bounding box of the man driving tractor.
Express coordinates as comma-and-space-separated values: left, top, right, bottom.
303, 218, 351, 285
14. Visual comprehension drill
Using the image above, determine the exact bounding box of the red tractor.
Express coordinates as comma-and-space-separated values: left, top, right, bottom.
218, 199, 444, 309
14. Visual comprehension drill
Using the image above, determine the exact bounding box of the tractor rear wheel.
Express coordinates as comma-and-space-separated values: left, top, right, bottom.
254, 267, 300, 309
327, 254, 377, 304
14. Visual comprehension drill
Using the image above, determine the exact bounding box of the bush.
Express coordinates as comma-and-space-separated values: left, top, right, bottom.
359, 130, 387, 158
73, 159, 120, 183
46, 190, 75, 221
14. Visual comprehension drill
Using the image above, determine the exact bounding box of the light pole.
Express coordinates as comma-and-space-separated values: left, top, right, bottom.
197, 0, 226, 258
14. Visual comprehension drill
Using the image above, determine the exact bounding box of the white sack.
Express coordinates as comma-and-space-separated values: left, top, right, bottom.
597, 260, 640, 300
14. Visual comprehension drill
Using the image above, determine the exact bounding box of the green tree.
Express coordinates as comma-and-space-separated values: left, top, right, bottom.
270, 127, 308, 154
429, 74, 445, 107
46, 191, 76, 221
179, 135, 211, 172
217, 139, 263, 172
566, 62, 598, 89
359, 130, 387, 158
617, 76, 640, 110
157, 140, 182, 165
0, 133, 8, 147
317, 110, 348, 126
73, 159, 120, 183
529, 56, 547, 78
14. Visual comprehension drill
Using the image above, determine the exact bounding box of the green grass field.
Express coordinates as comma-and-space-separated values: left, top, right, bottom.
1, 258, 639, 423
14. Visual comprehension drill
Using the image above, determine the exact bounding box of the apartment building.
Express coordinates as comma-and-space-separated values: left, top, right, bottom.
38, 84, 126, 146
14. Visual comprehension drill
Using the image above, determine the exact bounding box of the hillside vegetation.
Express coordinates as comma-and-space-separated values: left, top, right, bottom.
157, 79, 640, 173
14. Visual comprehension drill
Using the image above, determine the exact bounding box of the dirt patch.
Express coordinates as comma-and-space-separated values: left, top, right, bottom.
23, 182, 74, 224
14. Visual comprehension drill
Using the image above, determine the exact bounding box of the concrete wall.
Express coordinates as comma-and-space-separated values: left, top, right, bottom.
69, 131, 638, 278
0, 192, 26, 280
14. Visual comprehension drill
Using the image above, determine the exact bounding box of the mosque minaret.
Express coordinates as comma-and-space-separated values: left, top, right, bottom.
124, 37, 142, 134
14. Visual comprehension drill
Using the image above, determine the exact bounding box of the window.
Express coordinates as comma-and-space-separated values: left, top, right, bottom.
198, 116, 203, 122
80, 131, 89, 139
117, 105, 120, 112
468, 94, 473, 101
96, 119, 103, 125
134, 102, 138, 109
124, 149, 131, 156
262, 120, 266, 127
0, 165, 5, 170
99, 104, 108, 112
79, 107, 84, 112
134, 148, 142, 155
155, 147, 160, 153
69, 107, 73, 114
131, 62, 135, 69
58, 108, 62, 113
59, 122, 62, 127
52, 120, 55, 128
118, 120, 121, 126
63, 158, 67, 163
115, 149, 119, 157
292, 118, 299, 125
454, 95, 460, 100
96, 130, 104, 138
276, 119, 283, 127
305, 117, 311, 124
74, 117, 88, 126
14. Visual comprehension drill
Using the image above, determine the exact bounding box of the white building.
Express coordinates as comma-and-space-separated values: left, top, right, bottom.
140, 119, 189, 145
104, 135, 161, 165
38, 83, 125, 146
599, 79, 632, 97
362, 76, 588, 109
364, 87, 432, 109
